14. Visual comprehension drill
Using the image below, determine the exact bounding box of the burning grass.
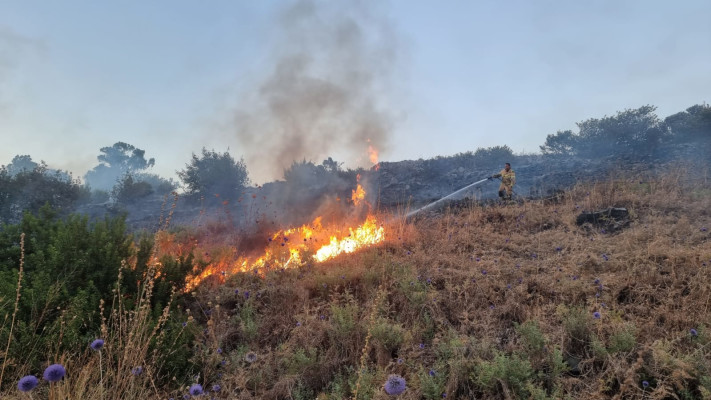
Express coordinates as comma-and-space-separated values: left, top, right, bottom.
1, 168, 710, 399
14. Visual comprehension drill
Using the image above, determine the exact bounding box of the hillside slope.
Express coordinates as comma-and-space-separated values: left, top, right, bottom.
176, 167, 710, 399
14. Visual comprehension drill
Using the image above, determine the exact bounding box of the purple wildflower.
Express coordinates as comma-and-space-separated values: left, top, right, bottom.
189, 384, 203, 396
397, 358, 404, 364
216, 348, 222, 354
212, 384, 221, 392
428, 369, 436, 377
182, 322, 187, 327
18, 375, 38, 392
131, 366, 143, 376
642, 380, 649, 388
419, 343, 425, 349
384, 374, 406, 395
245, 351, 257, 363
481, 270, 487, 275
244, 291, 250, 299
90, 338, 105, 351
296, 322, 301, 327
691, 328, 698, 337
593, 312, 601, 319
43, 364, 66, 382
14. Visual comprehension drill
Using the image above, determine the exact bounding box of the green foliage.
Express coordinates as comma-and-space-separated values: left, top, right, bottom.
541, 105, 669, 159
284, 347, 318, 374
353, 367, 377, 400
540, 130, 578, 156
608, 324, 637, 354
434, 330, 467, 361
591, 334, 608, 359
419, 367, 447, 399
111, 173, 154, 204
665, 104, 711, 143
329, 302, 359, 342
237, 302, 259, 342
370, 317, 404, 351
178, 148, 249, 200
473, 145, 514, 165
326, 369, 355, 400
133, 172, 178, 195
0, 206, 132, 376
0, 163, 88, 224
559, 306, 590, 345
474, 352, 534, 398
516, 320, 546, 355
291, 381, 316, 400
85, 142, 156, 191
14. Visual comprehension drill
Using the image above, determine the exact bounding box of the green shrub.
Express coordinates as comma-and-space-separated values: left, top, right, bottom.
419, 367, 447, 399
329, 303, 359, 341
474, 352, 534, 398
285, 347, 318, 374
370, 317, 405, 351
516, 320, 546, 355
608, 324, 636, 353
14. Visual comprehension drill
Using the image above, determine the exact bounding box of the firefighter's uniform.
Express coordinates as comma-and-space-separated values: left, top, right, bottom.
492, 168, 515, 200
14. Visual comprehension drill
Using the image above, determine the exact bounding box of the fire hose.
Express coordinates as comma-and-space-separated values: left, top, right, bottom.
405, 177, 490, 219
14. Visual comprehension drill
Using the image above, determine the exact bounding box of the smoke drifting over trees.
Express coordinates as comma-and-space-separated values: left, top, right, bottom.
228, 0, 398, 183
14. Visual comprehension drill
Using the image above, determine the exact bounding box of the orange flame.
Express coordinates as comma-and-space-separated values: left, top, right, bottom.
183, 184, 385, 291
368, 144, 378, 165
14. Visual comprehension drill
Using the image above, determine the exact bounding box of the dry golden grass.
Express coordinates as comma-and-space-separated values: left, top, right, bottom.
2, 167, 710, 399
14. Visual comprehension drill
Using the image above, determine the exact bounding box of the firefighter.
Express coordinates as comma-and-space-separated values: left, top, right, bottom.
489, 162, 516, 200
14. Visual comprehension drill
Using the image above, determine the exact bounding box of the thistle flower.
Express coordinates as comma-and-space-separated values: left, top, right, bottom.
418, 343, 425, 349
428, 369, 436, 377
642, 380, 649, 388
593, 312, 601, 319
245, 351, 257, 363
90, 338, 105, 351
384, 374, 406, 395
212, 384, 221, 392
131, 366, 143, 376
189, 384, 203, 396
244, 291, 250, 299
216, 348, 222, 354
397, 358, 404, 364
18, 375, 38, 392
43, 364, 66, 382
690, 328, 698, 337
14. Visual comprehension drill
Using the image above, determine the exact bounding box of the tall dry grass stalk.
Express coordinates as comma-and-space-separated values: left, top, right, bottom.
0, 232, 24, 386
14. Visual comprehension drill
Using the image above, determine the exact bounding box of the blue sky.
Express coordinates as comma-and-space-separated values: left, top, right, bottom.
1, 0, 709, 183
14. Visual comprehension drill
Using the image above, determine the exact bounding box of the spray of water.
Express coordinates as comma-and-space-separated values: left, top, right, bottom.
405, 178, 490, 219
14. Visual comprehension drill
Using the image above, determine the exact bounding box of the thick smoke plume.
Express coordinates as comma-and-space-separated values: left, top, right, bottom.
232, 0, 397, 183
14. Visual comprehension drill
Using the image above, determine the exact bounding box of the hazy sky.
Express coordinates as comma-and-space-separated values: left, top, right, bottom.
1, 0, 709, 183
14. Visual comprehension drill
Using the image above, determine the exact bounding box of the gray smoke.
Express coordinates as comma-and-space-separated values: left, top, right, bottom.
231, 0, 398, 183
